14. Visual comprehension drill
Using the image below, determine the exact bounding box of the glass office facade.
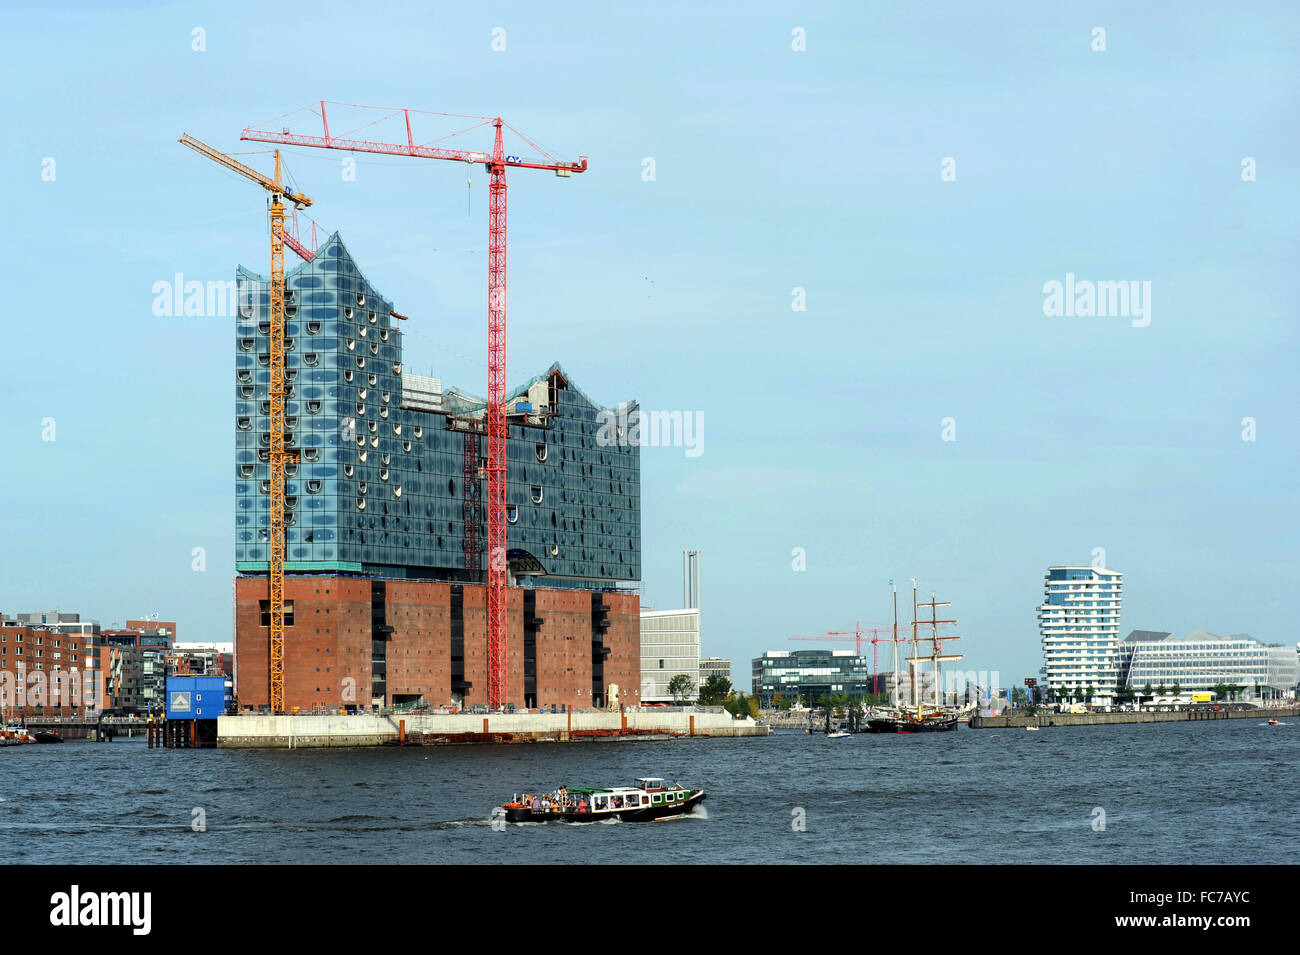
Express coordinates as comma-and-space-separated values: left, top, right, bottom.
1117, 631, 1299, 699
751, 649, 873, 706
234, 235, 640, 587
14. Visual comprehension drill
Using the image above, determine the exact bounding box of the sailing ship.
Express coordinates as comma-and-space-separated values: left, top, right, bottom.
865, 579, 967, 734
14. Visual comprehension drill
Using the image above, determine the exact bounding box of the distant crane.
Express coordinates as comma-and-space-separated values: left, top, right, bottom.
178, 133, 313, 714
240, 102, 588, 709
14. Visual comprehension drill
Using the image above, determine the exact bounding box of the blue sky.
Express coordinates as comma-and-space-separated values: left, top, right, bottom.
1, 2, 1296, 684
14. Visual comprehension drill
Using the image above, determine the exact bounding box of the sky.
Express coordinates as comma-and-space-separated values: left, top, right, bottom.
1, 1, 1297, 686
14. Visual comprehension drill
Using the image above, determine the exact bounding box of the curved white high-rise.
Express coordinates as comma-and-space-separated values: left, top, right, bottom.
1038, 566, 1123, 703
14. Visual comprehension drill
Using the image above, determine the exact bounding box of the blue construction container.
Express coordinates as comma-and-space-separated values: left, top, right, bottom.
166, 676, 232, 720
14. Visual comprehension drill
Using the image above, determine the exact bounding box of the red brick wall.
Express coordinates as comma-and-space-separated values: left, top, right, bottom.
603, 593, 642, 707
0, 627, 88, 715
234, 577, 639, 712
534, 590, 594, 711
234, 577, 370, 712
125, 620, 178, 642
458, 587, 525, 709
385, 581, 451, 707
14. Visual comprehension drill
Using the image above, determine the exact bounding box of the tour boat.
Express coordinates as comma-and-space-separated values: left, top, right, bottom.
502, 777, 704, 823
1, 725, 35, 746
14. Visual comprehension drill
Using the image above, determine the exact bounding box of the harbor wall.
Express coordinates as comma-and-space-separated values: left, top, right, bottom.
217, 711, 771, 748
971, 707, 1293, 729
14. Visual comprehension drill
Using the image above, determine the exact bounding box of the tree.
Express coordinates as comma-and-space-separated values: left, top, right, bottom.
1156, 683, 1167, 699
1142, 683, 1153, 704
1171, 682, 1181, 700
698, 674, 732, 706
771, 692, 784, 710
667, 674, 695, 703
1084, 684, 1095, 703
724, 691, 758, 720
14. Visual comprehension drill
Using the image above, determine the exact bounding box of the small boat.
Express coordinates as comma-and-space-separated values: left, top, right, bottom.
826, 729, 851, 739
502, 777, 704, 823
1267, 718, 1280, 726
34, 731, 64, 744
1025, 725, 1039, 732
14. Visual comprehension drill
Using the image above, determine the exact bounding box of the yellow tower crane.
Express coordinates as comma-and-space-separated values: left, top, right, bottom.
178, 132, 313, 714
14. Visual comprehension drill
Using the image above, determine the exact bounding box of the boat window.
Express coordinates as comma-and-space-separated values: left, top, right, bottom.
652, 794, 662, 804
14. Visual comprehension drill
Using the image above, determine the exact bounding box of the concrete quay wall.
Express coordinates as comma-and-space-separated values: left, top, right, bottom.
217, 711, 771, 748
971, 707, 1293, 729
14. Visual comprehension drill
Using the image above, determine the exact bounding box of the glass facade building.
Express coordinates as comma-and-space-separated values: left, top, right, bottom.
1038, 566, 1124, 702
1116, 630, 1299, 701
751, 649, 873, 706
234, 235, 640, 588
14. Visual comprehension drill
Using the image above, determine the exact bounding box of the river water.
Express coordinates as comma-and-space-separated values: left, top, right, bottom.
2, 719, 1293, 865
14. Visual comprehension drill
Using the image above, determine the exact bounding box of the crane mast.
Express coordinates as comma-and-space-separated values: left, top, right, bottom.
266, 154, 291, 715
486, 120, 508, 707
241, 103, 586, 710
178, 134, 312, 714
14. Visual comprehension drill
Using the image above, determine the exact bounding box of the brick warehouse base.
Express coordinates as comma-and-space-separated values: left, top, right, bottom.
234, 576, 640, 713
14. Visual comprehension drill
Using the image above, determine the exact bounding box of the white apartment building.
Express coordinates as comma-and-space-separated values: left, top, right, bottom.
1038, 566, 1123, 703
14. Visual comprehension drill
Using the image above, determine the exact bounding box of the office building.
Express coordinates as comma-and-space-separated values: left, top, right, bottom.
699, 657, 731, 687
1116, 630, 1299, 701
640, 608, 700, 702
751, 649, 873, 707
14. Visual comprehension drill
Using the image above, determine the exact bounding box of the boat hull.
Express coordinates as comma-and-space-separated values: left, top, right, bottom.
865, 716, 958, 734
504, 791, 705, 824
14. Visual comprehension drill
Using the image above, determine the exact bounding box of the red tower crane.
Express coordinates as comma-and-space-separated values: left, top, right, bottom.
241, 103, 587, 709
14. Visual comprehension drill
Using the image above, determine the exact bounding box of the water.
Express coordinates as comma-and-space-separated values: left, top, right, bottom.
1, 720, 1293, 864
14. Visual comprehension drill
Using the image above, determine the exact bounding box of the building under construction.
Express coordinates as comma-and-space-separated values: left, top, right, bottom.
233, 235, 641, 712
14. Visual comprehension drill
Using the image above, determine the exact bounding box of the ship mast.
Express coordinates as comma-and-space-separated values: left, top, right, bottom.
910, 578, 919, 710
890, 580, 900, 708
909, 592, 960, 709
